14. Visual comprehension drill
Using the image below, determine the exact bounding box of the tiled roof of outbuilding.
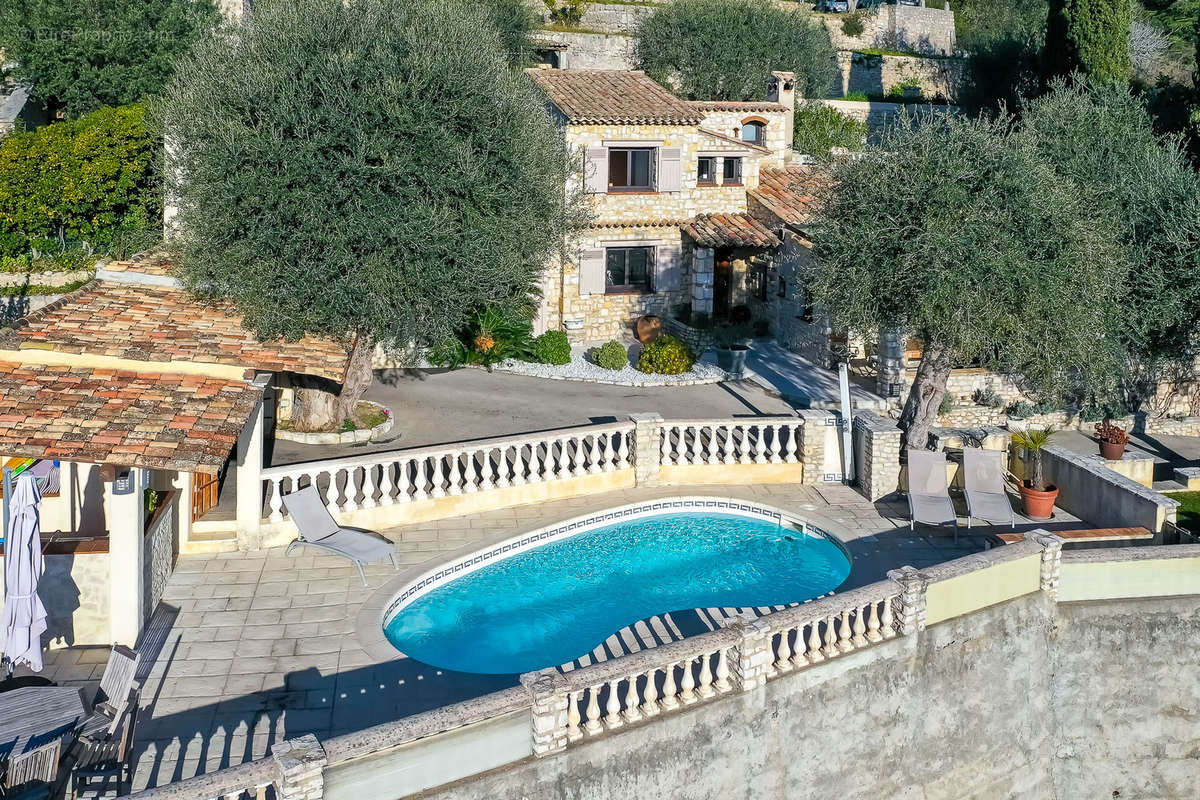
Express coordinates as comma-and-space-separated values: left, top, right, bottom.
3, 281, 349, 382
527, 69, 703, 125
749, 165, 826, 227
690, 100, 786, 113
0, 362, 264, 473
682, 213, 781, 249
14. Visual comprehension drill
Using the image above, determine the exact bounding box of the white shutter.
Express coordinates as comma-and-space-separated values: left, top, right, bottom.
654, 242, 683, 292
584, 148, 608, 194
579, 249, 606, 295
658, 147, 682, 192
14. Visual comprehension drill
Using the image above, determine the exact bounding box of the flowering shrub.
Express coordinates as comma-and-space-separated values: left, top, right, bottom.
637, 335, 695, 375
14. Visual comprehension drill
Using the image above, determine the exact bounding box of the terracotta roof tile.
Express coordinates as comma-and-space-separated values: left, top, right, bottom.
528, 69, 702, 126
749, 165, 827, 227
690, 100, 786, 113
0, 363, 263, 473
101, 249, 174, 277
7, 281, 349, 381
681, 213, 780, 249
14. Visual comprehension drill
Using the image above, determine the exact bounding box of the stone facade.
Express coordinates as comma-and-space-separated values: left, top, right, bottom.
831, 51, 966, 103
853, 410, 902, 501
533, 31, 637, 72
820, 4, 958, 56
143, 490, 179, 623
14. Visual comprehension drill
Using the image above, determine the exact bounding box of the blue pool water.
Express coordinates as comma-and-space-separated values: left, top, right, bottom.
383, 511, 850, 674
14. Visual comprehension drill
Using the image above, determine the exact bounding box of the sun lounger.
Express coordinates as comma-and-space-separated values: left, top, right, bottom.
962, 447, 1016, 529
906, 449, 959, 541
282, 486, 398, 585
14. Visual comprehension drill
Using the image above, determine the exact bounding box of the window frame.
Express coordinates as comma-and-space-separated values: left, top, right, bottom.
741, 121, 766, 145
607, 147, 656, 192
723, 157, 743, 185
697, 156, 716, 186
604, 246, 655, 294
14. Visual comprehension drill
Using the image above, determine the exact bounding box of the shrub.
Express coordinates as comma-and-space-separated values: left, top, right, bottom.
428, 306, 535, 370
0, 104, 160, 258
938, 393, 956, 415
1006, 401, 1036, 420
532, 330, 571, 365
543, 0, 589, 26
637, 335, 695, 375
973, 387, 1004, 408
841, 12, 866, 38
594, 340, 628, 371
793, 102, 867, 159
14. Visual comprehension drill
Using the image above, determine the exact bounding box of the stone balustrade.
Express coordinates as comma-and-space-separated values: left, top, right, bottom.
660, 417, 804, 467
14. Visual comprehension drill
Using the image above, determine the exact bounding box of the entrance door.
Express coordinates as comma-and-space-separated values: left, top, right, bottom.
714, 258, 732, 318
192, 471, 220, 522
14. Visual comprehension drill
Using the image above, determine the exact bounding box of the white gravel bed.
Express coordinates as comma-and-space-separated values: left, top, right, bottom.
488, 346, 728, 386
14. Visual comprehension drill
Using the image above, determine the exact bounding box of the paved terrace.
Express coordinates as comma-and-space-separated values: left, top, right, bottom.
25, 483, 1085, 792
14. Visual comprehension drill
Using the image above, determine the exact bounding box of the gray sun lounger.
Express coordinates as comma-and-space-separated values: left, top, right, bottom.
906, 449, 959, 542
963, 447, 1016, 529
282, 485, 399, 585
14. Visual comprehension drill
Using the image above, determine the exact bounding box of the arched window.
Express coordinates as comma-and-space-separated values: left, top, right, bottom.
741, 120, 766, 145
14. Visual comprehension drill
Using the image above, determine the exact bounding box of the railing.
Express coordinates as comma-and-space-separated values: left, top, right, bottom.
262, 423, 634, 522
759, 583, 898, 675
660, 417, 803, 467
130, 758, 278, 800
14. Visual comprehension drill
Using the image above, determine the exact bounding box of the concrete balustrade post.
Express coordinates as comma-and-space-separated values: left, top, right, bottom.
730, 617, 773, 691
272, 734, 327, 800
629, 413, 665, 487
886, 566, 930, 636
521, 668, 570, 757
1026, 531, 1065, 599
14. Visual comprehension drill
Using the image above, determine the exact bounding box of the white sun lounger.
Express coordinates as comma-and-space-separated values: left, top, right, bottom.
963, 447, 1016, 529
282, 486, 398, 585
906, 449, 959, 542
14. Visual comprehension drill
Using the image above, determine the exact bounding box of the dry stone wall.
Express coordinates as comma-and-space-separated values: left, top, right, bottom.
831, 51, 966, 102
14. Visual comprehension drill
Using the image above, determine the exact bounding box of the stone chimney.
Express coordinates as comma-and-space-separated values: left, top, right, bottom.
767, 71, 796, 158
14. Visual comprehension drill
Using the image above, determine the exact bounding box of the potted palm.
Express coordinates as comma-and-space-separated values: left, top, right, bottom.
1010, 427, 1058, 520
1094, 419, 1129, 460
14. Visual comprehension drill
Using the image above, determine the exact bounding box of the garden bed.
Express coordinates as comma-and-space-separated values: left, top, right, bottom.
488, 346, 727, 387
276, 400, 392, 445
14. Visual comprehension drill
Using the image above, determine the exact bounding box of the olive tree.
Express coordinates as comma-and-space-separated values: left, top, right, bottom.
808, 110, 1126, 450
159, 0, 582, 430
634, 0, 837, 101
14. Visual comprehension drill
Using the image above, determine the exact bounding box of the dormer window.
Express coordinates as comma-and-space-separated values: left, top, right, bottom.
740, 120, 766, 145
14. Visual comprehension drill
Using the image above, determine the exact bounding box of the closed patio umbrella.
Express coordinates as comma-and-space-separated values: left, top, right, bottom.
2, 473, 47, 672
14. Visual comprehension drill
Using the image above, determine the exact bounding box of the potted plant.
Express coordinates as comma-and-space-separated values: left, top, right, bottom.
1010, 427, 1058, 520
1094, 419, 1129, 460
713, 323, 752, 377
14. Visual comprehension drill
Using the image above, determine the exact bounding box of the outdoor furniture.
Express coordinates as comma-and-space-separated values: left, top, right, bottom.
906, 449, 959, 542
77, 646, 139, 740
282, 486, 399, 585
0, 685, 87, 789
71, 688, 139, 799
962, 447, 1016, 529
5, 739, 60, 794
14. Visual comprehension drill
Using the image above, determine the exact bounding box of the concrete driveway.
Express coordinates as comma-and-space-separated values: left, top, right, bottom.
269, 368, 796, 467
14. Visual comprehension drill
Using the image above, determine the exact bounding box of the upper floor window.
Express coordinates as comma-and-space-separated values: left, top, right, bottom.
606, 246, 653, 293
697, 157, 716, 185
723, 157, 743, 185
608, 148, 654, 191
741, 121, 765, 145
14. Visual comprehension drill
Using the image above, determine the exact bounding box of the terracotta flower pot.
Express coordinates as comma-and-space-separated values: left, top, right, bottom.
636, 315, 663, 344
1018, 483, 1059, 521
1098, 439, 1126, 460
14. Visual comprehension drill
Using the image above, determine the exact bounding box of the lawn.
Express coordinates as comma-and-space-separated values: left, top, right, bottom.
1170, 491, 1200, 533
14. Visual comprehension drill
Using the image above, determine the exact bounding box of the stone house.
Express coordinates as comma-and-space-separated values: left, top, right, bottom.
528, 68, 812, 343
0, 252, 347, 650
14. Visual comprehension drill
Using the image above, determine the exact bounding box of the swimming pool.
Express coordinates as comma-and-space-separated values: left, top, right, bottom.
381, 499, 851, 674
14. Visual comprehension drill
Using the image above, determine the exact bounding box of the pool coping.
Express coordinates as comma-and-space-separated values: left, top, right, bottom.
354, 494, 855, 663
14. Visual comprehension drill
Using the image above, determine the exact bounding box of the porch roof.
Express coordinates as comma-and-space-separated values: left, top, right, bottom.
749, 165, 826, 227
1, 279, 349, 382
681, 213, 781, 249
0, 362, 263, 473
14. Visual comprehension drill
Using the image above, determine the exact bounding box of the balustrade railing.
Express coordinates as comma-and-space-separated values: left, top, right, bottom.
660, 417, 804, 467
130, 758, 277, 800
261, 423, 634, 522
758, 584, 899, 676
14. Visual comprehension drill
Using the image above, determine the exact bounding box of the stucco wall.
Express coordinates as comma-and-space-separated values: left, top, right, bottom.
0, 550, 112, 648
420, 592, 1200, 800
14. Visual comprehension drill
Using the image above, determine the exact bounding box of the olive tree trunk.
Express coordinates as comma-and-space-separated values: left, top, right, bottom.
289, 334, 375, 432
897, 338, 953, 451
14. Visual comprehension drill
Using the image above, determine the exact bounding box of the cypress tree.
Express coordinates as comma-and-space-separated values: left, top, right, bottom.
1044, 0, 1132, 84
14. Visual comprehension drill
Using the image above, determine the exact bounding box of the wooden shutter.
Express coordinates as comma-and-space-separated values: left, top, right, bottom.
654, 243, 683, 292
584, 147, 608, 194
579, 249, 606, 295
658, 147, 682, 192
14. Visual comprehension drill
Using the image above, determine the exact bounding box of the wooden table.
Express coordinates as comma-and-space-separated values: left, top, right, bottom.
0, 685, 88, 787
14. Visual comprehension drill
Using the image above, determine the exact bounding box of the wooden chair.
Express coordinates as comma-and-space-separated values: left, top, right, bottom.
78, 646, 139, 740
71, 688, 139, 799
4, 739, 61, 794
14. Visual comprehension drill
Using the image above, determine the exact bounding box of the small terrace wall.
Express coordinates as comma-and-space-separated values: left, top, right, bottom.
1041, 444, 1179, 533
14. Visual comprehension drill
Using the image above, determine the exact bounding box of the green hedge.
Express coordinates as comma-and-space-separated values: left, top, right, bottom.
0, 104, 161, 258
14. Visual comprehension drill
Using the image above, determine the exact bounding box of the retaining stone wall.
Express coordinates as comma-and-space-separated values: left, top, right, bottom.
1141, 415, 1200, 437
831, 51, 966, 102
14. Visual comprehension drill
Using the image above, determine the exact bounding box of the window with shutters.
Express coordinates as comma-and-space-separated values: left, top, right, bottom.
723, 157, 743, 185
697, 157, 716, 185
608, 148, 655, 191
605, 246, 653, 293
